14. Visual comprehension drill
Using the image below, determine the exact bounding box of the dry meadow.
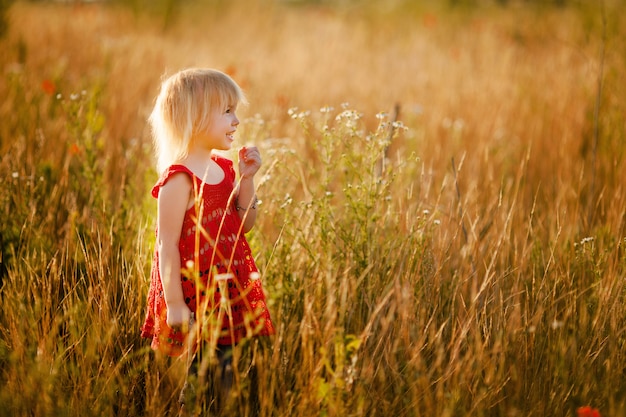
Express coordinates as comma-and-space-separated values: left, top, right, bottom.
0, 0, 625, 416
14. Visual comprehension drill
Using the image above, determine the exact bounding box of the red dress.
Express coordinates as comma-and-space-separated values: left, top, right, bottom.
141, 155, 275, 356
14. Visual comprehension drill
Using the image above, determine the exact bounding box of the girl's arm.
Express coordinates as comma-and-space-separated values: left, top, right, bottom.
237, 146, 261, 233
157, 172, 193, 329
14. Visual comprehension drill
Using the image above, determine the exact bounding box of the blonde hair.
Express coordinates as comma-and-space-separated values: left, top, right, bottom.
149, 68, 246, 173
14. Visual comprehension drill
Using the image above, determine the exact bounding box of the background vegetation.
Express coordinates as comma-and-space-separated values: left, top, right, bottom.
0, 0, 624, 416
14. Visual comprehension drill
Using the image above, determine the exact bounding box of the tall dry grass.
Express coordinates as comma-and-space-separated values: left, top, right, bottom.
0, 1, 624, 416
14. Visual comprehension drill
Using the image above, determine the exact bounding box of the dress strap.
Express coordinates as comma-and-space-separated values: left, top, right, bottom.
211, 155, 236, 184
151, 165, 194, 198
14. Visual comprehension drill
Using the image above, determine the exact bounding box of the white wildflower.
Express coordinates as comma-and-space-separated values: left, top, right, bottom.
280, 194, 293, 209
391, 121, 408, 131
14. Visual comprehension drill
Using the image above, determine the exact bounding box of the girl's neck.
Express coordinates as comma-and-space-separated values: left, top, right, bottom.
181, 149, 224, 185
187, 144, 213, 160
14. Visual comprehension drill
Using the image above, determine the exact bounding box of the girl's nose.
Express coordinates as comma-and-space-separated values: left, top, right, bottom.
233, 115, 240, 126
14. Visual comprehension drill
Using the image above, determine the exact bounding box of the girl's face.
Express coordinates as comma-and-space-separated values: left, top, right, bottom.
195, 103, 240, 151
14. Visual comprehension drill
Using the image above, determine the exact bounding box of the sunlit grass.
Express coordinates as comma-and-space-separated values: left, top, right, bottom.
0, 1, 625, 416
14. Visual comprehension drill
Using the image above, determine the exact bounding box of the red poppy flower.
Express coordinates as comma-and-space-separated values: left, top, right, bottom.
577, 406, 601, 417
69, 143, 81, 156
41, 79, 56, 96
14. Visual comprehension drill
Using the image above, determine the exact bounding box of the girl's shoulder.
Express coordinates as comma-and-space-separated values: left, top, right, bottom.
151, 164, 194, 198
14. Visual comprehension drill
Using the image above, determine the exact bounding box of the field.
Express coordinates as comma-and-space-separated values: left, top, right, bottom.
0, 0, 625, 416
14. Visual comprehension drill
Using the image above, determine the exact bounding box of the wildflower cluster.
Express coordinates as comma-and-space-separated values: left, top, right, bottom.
287, 107, 311, 120
334, 108, 362, 130
375, 111, 409, 136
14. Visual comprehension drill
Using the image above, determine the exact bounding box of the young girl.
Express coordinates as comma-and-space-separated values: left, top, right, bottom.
141, 68, 275, 411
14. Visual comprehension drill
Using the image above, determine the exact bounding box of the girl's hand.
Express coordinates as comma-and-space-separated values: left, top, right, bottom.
167, 302, 192, 332
238, 146, 261, 180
